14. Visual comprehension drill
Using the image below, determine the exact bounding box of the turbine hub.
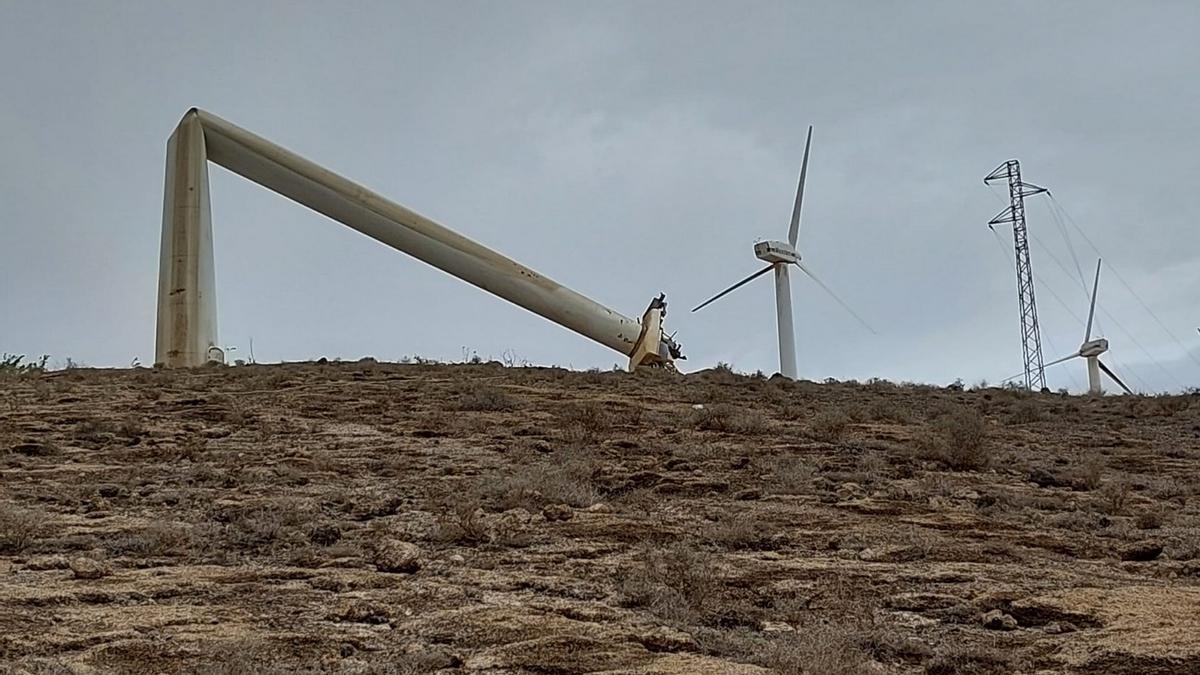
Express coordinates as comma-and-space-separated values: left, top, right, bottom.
1079, 338, 1109, 357
754, 240, 800, 264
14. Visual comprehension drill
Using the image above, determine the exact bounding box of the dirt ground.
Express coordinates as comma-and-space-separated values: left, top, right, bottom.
1, 361, 1199, 674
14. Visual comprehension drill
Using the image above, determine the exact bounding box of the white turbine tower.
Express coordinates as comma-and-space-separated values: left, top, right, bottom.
692, 126, 872, 379
1036, 259, 1133, 395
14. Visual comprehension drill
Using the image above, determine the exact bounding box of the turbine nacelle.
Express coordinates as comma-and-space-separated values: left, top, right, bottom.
754, 240, 801, 265
1079, 338, 1109, 358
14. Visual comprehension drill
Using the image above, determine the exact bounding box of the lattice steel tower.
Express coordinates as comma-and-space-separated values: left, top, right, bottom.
985, 160, 1049, 391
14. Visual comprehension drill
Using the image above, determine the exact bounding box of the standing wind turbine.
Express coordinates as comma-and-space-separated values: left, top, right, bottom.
692, 126, 873, 379
1026, 259, 1133, 395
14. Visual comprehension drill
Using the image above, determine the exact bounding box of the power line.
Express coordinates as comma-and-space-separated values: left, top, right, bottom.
1043, 199, 1090, 299
989, 229, 1154, 392
986, 182, 1180, 391
988, 232, 1084, 391
1023, 229, 1173, 388
1018, 201, 1184, 389
1048, 194, 1200, 370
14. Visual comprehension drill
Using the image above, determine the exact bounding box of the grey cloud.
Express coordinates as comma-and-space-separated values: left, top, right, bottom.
2, 1, 1197, 390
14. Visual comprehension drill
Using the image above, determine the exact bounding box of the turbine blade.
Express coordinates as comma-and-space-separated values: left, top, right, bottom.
1044, 352, 1082, 369
787, 125, 813, 247
795, 261, 875, 334
1097, 359, 1134, 395
998, 370, 1026, 385
999, 352, 1079, 385
691, 265, 774, 312
1085, 258, 1101, 342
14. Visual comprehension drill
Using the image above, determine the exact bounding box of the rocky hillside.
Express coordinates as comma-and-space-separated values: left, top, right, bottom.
1, 362, 1199, 674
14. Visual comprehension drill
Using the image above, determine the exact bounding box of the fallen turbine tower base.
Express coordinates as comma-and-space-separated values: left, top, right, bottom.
156, 109, 683, 370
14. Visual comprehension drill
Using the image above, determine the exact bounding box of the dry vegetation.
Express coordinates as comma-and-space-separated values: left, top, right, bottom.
1, 361, 1199, 673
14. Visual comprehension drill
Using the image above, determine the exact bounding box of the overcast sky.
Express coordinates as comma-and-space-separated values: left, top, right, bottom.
2, 1, 1198, 391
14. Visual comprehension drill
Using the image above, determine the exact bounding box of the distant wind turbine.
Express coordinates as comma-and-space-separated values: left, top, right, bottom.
691, 126, 873, 379
1007, 259, 1134, 394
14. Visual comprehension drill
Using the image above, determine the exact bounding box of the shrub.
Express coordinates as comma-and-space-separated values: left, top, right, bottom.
0, 354, 49, 376
618, 542, 724, 625
767, 455, 815, 495
457, 382, 518, 411
557, 402, 614, 440
1007, 400, 1046, 424
925, 646, 1019, 675
809, 409, 851, 442
431, 500, 490, 545
1135, 506, 1168, 530
688, 404, 769, 435
209, 499, 316, 553
914, 408, 990, 470
1150, 395, 1190, 417
702, 512, 784, 550
865, 398, 911, 423
475, 449, 601, 512
1097, 481, 1131, 515
107, 521, 196, 556
0, 503, 43, 553
1074, 457, 1105, 491
755, 625, 872, 675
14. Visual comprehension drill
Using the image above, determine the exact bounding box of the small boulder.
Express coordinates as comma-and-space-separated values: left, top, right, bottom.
952, 488, 981, 502
69, 557, 111, 580
637, 626, 698, 652
1119, 540, 1164, 561
373, 539, 422, 573
838, 482, 867, 500
332, 600, 390, 624
96, 484, 125, 498
981, 609, 1018, 631
307, 522, 342, 546
542, 504, 574, 522
1042, 621, 1078, 634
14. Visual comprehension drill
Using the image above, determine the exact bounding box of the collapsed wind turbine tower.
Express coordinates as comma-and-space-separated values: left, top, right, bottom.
985, 160, 1049, 391
155, 109, 683, 370
692, 126, 872, 379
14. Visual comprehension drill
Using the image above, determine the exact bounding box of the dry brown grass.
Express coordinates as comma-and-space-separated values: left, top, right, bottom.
924, 646, 1021, 675
456, 382, 519, 411
0, 503, 43, 553
618, 542, 727, 626
2, 362, 1198, 673
766, 454, 816, 495
431, 500, 491, 545
702, 512, 785, 550
556, 401, 615, 440
1007, 399, 1046, 424
1097, 480, 1132, 515
107, 520, 198, 557
688, 403, 770, 435
915, 407, 990, 470
809, 408, 851, 442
